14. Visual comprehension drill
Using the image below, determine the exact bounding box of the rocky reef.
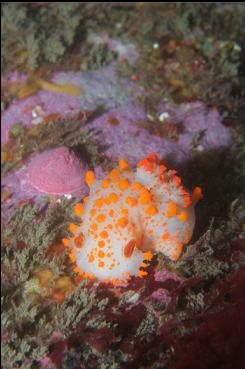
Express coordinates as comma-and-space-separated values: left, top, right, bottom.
1, 3, 245, 369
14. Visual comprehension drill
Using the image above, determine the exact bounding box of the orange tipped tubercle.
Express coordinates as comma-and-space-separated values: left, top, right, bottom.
85, 171, 96, 186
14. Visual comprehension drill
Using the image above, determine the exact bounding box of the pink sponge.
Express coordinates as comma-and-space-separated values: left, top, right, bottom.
27, 146, 88, 195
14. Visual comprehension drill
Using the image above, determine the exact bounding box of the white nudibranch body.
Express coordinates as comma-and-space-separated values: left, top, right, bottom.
63, 153, 202, 285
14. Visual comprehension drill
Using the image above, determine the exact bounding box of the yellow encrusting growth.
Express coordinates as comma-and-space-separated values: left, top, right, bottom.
66, 153, 202, 285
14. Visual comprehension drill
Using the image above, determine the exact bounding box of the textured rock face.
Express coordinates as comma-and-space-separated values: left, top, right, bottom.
85, 101, 233, 167
27, 146, 88, 195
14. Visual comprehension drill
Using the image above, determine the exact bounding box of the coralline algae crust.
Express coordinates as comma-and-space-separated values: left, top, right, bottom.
27, 146, 88, 195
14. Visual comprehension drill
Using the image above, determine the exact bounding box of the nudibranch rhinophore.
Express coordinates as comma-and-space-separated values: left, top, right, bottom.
63, 153, 202, 285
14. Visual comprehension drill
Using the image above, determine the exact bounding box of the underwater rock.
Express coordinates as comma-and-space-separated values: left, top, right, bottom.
87, 31, 140, 64
86, 101, 233, 168
154, 267, 184, 283
1, 66, 141, 145
2, 69, 232, 171
151, 288, 171, 304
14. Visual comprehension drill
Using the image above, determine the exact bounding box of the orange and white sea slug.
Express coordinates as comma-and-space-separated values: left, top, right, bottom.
63, 153, 202, 285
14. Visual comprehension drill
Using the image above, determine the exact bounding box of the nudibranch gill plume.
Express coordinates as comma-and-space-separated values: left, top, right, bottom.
63, 153, 202, 285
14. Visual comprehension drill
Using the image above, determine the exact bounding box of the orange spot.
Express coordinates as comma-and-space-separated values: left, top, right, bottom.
173, 176, 182, 186
110, 168, 120, 177
160, 173, 166, 181
178, 211, 189, 222
91, 223, 98, 231
90, 208, 97, 216
69, 223, 78, 233
159, 164, 167, 172
69, 250, 76, 263
117, 217, 128, 228
118, 178, 130, 191
121, 208, 129, 215
62, 238, 70, 247
139, 188, 151, 205
143, 251, 153, 261
145, 204, 158, 216
89, 254, 95, 263
138, 270, 148, 277
74, 233, 84, 248
148, 153, 159, 162
85, 170, 96, 186
98, 250, 105, 258
94, 198, 104, 208
126, 196, 138, 207
133, 182, 142, 191
74, 203, 85, 216
100, 230, 109, 239
124, 240, 136, 258
112, 176, 120, 183
74, 266, 81, 273
166, 202, 178, 217
98, 240, 105, 248
108, 193, 119, 203
193, 186, 203, 201
162, 231, 170, 240
102, 179, 110, 188
96, 214, 106, 222
84, 196, 90, 204
109, 209, 114, 217
119, 159, 130, 170
98, 261, 105, 268
138, 158, 154, 172
103, 197, 110, 206
183, 196, 192, 208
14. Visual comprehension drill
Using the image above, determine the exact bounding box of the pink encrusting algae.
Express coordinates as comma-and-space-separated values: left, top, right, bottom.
1, 147, 91, 223
64, 153, 202, 285
27, 146, 88, 195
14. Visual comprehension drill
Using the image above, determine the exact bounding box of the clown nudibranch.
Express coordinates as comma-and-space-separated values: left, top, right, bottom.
63, 153, 202, 285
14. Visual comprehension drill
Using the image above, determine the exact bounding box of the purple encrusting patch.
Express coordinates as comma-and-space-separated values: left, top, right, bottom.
154, 268, 184, 283
151, 288, 172, 305
1, 66, 141, 145
2, 68, 232, 167
85, 101, 233, 167
160, 102, 233, 151
27, 146, 88, 195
